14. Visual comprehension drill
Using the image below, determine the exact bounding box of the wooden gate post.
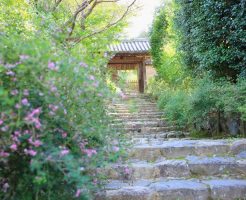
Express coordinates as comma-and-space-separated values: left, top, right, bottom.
138, 61, 146, 93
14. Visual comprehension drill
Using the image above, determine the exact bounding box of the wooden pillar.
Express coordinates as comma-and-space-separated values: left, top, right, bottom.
138, 61, 146, 93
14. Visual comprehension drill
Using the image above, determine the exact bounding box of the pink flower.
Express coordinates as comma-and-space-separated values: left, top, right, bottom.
50, 85, 57, 92
92, 81, 99, 87
28, 138, 42, 147
14, 131, 21, 136
21, 98, 29, 106
62, 132, 67, 138
0, 151, 9, 158
60, 149, 69, 156
112, 146, 120, 152
75, 189, 81, 198
83, 149, 97, 157
93, 179, 98, 186
6, 71, 15, 76
1, 126, 9, 132
20, 55, 29, 60
24, 149, 37, 156
15, 103, 21, 109
89, 75, 95, 81
25, 108, 42, 129
124, 167, 131, 175
23, 89, 29, 96
79, 62, 88, 68
48, 104, 59, 112
11, 89, 19, 96
3, 182, 9, 193
33, 140, 42, 147
48, 61, 59, 71
10, 143, 17, 151
0, 119, 3, 126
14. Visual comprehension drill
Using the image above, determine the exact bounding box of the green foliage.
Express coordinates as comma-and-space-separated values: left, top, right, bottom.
0, 0, 126, 199
175, 0, 246, 80
149, 4, 168, 71
149, 0, 246, 136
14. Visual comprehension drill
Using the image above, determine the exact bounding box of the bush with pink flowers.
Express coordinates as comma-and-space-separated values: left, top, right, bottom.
0, 1, 124, 199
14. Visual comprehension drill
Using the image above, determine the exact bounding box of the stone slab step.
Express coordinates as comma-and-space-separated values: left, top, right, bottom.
130, 139, 234, 161
111, 119, 166, 123
98, 179, 246, 200
115, 126, 175, 133
103, 156, 246, 180
112, 116, 164, 121
108, 112, 163, 116
110, 121, 167, 128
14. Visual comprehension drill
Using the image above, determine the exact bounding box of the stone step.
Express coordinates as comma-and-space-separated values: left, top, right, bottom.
110, 109, 160, 113
103, 156, 246, 180
110, 121, 167, 128
128, 131, 188, 137
111, 103, 157, 107
108, 111, 163, 115
130, 139, 234, 161
115, 126, 175, 133
112, 116, 164, 120
111, 118, 166, 123
98, 179, 246, 200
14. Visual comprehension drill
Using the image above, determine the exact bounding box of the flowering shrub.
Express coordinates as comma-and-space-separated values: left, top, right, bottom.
0, 1, 124, 199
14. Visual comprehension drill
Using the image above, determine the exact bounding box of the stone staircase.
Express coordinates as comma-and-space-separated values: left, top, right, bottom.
100, 92, 246, 200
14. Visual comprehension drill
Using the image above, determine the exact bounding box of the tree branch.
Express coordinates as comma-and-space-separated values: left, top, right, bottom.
67, 0, 137, 43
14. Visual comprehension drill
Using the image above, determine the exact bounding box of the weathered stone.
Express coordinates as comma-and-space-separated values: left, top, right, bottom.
106, 186, 153, 200
157, 160, 191, 177
237, 151, 246, 159
150, 180, 209, 200
167, 132, 177, 138
204, 179, 246, 200
187, 156, 239, 176
230, 139, 246, 155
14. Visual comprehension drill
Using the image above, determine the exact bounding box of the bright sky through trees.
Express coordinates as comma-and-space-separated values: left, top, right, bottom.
123, 0, 162, 38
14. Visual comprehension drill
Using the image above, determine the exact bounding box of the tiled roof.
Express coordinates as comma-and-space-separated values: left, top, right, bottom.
109, 38, 150, 53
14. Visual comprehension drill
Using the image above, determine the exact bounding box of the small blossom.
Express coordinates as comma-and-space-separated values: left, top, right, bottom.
14, 131, 21, 136
48, 61, 59, 71
0, 119, 3, 126
6, 70, 15, 76
24, 149, 37, 156
10, 143, 17, 151
11, 89, 19, 96
1, 126, 9, 132
92, 81, 99, 87
28, 138, 42, 147
50, 85, 57, 93
93, 179, 98, 186
89, 75, 95, 81
0, 151, 9, 158
75, 189, 81, 198
15, 103, 21, 109
21, 98, 29, 106
23, 89, 29, 96
2, 182, 9, 193
20, 54, 29, 60
79, 62, 88, 68
83, 149, 97, 157
124, 167, 132, 175
60, 149, 69, 156
112, 146, 120, 152
62, 132, 67, 138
